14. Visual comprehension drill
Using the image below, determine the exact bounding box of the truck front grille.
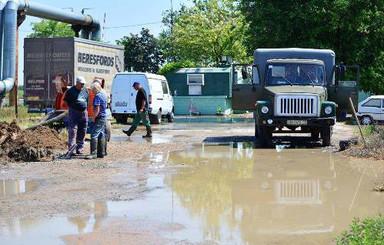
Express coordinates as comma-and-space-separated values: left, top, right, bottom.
276, 180, 320, 203
275, 95, 318, 117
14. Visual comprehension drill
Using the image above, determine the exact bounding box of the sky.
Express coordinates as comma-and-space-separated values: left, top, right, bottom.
18, 0, 191, 85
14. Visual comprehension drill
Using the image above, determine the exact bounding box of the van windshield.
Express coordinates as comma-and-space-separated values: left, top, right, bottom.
266, 63, 325, 86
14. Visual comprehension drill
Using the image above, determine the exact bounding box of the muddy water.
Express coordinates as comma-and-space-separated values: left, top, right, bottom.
1, 146, 383, 245
0, 180, 37, 198
162, 146, 384, 244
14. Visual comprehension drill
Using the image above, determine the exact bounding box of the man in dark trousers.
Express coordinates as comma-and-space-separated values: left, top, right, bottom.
64, 76, 90, 154
122, 82, 152, 138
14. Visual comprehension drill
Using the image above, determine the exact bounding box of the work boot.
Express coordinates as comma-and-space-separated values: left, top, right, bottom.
104, 140, 108, 156
97, 136, 106, 158
142, 126, 152, 138
122, 126, 136, 137
85, 138, 97, 160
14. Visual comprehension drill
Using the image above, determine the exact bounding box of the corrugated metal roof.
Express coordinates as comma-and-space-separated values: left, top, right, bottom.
175, 67, 231, 74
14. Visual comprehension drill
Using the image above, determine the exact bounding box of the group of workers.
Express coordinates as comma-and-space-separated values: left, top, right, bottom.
63, 76, 152, 159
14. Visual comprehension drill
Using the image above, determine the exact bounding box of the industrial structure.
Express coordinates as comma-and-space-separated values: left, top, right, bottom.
0, 0, 101, 97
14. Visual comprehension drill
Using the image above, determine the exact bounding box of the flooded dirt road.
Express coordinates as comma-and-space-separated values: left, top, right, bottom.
0, 117, 383, 244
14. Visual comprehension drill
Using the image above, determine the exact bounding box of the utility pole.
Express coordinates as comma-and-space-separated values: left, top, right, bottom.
170, 0, 174, 30
170, 0, 174, 62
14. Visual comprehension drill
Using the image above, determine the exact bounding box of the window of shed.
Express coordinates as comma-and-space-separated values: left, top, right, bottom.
187, 74, 204, 85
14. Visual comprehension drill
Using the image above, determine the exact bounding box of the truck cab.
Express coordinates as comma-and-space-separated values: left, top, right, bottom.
232, 48, 358, 147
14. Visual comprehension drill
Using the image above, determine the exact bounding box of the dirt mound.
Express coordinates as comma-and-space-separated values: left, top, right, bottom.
0, 121, 67, 162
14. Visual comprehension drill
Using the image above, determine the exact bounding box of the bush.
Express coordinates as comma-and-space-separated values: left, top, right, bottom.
158, 61, 196, 75
335, 214, 384, 245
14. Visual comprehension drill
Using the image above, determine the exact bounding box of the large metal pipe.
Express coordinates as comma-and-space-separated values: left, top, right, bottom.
0, 0, 101, 95
0, 0, 8, 80
18, 1, 99, 28
0, 0, 18, 95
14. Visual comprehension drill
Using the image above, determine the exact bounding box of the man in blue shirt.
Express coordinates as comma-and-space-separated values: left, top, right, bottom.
64, 76, 89, 154
86, 81, 108, 159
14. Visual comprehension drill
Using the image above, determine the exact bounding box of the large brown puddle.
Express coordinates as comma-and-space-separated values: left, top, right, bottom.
1, 145, 383, 244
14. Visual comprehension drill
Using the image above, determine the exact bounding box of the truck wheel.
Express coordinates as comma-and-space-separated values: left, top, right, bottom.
167, 112, 174, 123
360, 116, 373, 125
106, 120, 112, 142
311, 131, 320, 140
321, 126, 332, 147
150, 110, 162, 124
259, 126, 272, 148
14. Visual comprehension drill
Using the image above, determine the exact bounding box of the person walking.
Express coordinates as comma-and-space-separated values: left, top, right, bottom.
122, 82, 152, 138
64, 76, 89, 155
86, 82, 108, 159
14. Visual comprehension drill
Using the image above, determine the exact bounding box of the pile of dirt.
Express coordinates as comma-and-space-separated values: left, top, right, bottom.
345, 125, 384, 160
0, 121, 67, 162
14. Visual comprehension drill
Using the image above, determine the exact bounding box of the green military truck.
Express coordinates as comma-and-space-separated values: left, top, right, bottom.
232, 48, 358, 147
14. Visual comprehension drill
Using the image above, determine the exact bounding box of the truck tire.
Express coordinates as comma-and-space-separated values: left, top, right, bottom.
150, 110, 162, 124
259, 126, 272, 148
321, 126, 332, 147
311, 131, 320, 140
167, 112, 174, 123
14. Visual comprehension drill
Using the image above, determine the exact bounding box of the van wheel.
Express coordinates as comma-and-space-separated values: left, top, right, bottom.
150, 110, 162, 124
116, 115, 128, 124
167, 112, 174, 123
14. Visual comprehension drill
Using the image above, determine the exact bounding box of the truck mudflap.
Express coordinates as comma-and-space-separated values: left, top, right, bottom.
258, 117, 336, 127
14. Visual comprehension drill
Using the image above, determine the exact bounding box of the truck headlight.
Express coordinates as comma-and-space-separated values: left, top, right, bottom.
324, 106, 333, 115
261, 106, 269, 114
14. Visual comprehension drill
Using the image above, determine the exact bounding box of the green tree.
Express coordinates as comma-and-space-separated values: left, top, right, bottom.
160, 0, 249, 66
28, 19, 74, 38
116, 28, 164, 73
239, 0, 384, 94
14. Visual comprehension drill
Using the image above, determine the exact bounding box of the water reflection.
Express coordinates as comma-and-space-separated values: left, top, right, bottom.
165, 146, 384, 244
0, 180, 37, 198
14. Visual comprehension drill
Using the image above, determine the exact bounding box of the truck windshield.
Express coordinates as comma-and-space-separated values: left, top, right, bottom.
266, 63, 325, 86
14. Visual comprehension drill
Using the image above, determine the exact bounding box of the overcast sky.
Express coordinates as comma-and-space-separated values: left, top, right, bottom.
18, 0, 191, 84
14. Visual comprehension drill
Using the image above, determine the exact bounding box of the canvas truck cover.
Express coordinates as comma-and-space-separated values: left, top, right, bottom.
254, 48, 335, 84
24, 37, 124, 110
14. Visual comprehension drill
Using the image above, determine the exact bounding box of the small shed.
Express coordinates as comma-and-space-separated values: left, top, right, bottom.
166, 67, 232, 115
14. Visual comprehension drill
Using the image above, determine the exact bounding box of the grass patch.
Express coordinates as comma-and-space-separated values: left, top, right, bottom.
0, 106, 43, 129
335, 214, 384, 245
347, 124, 384, 160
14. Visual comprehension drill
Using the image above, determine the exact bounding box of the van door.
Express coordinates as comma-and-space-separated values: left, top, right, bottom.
327, 65, 359, 115
111, 74, 131, 114
149, 79, 163, 114
161, 80, 172, 114
232, 64, 262, 111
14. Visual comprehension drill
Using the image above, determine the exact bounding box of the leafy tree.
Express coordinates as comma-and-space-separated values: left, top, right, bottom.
28, 20, 74, 38
160, 0, 249, 66
239, 0, 384, 94
116, 28, 164, 73
158, 61, 196, 76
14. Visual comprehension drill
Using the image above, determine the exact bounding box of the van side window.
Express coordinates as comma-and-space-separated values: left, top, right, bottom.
362, 99, 381, 108
161, 81, 169, 94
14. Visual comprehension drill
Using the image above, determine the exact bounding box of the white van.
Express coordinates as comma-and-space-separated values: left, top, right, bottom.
111, 73, 174, 124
